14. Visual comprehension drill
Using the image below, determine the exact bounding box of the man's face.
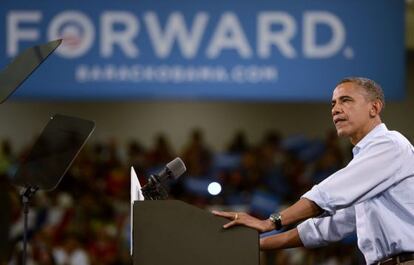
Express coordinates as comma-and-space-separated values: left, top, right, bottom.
331, 82, 375, 143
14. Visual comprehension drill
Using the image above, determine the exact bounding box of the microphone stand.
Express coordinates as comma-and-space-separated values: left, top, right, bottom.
141, 174, 169, 200
21, 186, 39, 265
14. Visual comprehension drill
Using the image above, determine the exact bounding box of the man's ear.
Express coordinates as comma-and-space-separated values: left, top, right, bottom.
370, 100, 382, 117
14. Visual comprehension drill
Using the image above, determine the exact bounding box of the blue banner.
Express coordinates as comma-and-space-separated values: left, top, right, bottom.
0, 0, 405, 101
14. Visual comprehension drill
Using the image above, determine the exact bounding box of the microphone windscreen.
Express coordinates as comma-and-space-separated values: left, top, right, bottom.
166, 157, 186, 179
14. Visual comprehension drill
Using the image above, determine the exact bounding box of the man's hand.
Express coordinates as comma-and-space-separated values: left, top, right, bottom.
212, 210, 275, 233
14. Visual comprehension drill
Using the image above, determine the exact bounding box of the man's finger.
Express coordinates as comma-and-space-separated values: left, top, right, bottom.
212, 210, 234, 219
223, 220, 237, 229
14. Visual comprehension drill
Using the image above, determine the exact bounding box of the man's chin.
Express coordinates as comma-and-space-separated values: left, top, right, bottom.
335, 128, 349, 137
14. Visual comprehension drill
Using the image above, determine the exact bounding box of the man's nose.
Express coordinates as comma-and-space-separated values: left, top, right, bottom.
332, 104, 341, 116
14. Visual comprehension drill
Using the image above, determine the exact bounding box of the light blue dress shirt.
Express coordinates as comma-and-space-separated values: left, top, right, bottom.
297, 124, 414, 265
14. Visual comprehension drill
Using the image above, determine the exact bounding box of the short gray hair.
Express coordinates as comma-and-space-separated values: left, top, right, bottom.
337, 77, 385, 109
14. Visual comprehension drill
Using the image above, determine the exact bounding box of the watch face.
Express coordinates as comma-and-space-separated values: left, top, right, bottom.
269, 213, 282, 230
269, 213, 278, 223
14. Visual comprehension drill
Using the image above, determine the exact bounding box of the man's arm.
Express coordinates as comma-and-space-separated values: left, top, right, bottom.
303, 137, 403, 215
260, 228, 303, 250
214, 206, 356, 250
213, 198, 322, 232
279, 198, 323, 227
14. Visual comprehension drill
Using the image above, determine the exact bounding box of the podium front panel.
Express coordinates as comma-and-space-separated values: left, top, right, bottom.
133, 200, 259, 265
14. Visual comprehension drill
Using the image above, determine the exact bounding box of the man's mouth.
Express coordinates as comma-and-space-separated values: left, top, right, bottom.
334, 117, 347, 125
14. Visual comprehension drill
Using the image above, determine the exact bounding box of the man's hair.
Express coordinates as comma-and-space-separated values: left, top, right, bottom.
337, 77, 385, 109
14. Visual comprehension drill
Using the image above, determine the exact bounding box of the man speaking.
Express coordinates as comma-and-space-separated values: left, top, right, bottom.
214, 77, 414, 265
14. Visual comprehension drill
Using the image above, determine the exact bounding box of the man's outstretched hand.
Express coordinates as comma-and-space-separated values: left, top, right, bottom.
212, 210, 275, 233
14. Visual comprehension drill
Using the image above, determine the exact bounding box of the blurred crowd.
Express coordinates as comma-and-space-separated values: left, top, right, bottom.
0, 128, 367, 265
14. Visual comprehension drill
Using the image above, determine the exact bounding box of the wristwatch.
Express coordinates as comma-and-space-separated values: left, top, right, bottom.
269, 212, 283, 230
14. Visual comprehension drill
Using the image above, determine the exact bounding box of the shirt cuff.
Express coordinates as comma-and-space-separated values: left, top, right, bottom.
297, 219, 328, 248
302, 185, 336, 215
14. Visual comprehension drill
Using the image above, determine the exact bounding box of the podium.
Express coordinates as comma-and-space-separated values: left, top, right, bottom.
132, 200, 259, 265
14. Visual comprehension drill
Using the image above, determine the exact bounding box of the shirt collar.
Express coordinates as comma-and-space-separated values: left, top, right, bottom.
352, 123, 387, 156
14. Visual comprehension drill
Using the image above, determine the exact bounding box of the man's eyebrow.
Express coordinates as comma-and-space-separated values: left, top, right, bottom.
331, 95, 353, 104
339, 95, 353, 100
332, 95, 353, 102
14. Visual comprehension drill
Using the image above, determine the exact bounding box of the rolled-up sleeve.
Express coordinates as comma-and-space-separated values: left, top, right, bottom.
297, 206, 356, 248
302, 136, 402, 215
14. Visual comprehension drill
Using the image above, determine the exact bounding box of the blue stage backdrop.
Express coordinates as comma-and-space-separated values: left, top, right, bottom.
0, 0, 405, 101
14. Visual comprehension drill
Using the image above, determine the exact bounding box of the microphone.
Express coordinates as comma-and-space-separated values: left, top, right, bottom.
141, 157, 186, 200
